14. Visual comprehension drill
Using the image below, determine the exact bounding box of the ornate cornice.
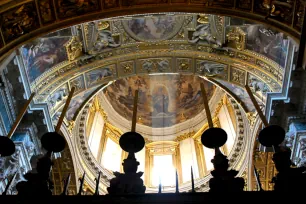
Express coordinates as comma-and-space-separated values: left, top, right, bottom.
175, 131, 196, 142
0, 1, 302, 64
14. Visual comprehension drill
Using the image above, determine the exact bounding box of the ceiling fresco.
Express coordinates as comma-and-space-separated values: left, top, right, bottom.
21, 36, 70, 83
19, 13, 289, 87
103, 74, 215, 128
51, 86, 98, 123
13, 13, 292, 124
244, 24, 288, 68
214, 79, 265, 113
122, 15, 184, 41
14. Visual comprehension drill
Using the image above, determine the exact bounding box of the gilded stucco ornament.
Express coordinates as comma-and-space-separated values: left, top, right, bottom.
246, 112, 257, 127
65, 36, 83, 61
140, 59, 170, 73
226, 27, 246, 51
86, 22, 121, 55
68, 121, 75, 134
197, 14, 210, 24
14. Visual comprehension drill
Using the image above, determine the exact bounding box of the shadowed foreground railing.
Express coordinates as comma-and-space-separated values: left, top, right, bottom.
0, 192, 299, 204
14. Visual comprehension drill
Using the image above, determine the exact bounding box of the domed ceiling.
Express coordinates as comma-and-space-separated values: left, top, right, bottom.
104, 75, 215, 128
10, 12, 290, 133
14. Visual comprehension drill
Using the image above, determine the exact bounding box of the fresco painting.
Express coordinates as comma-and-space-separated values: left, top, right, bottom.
85, 67, 113, 88
66, 87, 97, 120
22, 37, 70, 82
123, 15, 184, 41
215, 79, 260, 112
103, 75, 215, 128
245, 24, 288, 68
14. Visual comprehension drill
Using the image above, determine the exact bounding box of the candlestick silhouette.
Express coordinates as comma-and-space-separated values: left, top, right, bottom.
175, 170, 179, 194
191, 166, 195, 193
158, 177, 162, 194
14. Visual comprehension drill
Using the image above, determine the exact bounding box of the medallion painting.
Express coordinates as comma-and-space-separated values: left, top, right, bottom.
122, 15, 184, 42
104, 75, 215, 128
22, 37, 70, 83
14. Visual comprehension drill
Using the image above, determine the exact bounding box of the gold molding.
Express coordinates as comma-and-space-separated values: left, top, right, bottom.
174, 131, 196, 142
226, 27, 246, 51
146, 141, 179, 156
193, 117, 220, 140
65, 36, 83, 61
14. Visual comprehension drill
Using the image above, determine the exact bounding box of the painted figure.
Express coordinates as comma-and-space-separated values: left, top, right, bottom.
22, 37, 69, 82
128, 16, 178, 40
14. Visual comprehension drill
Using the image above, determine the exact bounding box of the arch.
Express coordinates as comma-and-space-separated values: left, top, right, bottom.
0, 1, 302, 63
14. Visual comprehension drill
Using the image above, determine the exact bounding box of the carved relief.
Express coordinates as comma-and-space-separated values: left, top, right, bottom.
87, 22, 120, 55
256, 59, 283, 81
236, 0, 252, 10
103, 0, 120, 9
65, 36, 83, 61
197, 14, 209, 24
266, 0, 294, 24
248, 74, 270, 96
236, 53, 255, 63
38, 0, 55, 24
56, 0, 100, 19
177, 58, 192, 72
230, 67, 246, 85
47, 83, 69, 109
0, 3, 39, 43
226, 27, 246, 50
174, 132, 195, 141
119, 61, 135, 76
189, 24, 222, 48
294, 0, 305, 30
196, 60, 226, 77
139, 58, 171, 73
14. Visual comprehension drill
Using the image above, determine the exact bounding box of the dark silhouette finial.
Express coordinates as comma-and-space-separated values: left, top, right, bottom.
0, 136, 15, 157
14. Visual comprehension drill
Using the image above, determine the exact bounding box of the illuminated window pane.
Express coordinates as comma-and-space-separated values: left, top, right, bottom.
88, 113, 104, 158
152, 155, 175, 186
203, 146, 214, 171
102, 138, 122, 172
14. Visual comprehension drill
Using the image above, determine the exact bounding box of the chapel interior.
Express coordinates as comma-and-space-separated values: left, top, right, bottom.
0, 0, 305, 203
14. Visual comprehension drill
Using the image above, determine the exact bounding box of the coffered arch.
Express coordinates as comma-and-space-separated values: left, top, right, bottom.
0, 0, 303, 64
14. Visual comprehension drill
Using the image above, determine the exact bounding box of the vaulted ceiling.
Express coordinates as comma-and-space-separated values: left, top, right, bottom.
9, 13, 291, 128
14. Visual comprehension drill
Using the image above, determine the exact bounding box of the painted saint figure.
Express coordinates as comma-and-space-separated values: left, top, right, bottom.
152, 86, 169, 115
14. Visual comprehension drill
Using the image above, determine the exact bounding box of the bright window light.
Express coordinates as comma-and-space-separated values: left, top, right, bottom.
102, 138, 122, 172
203, 146, 214, 171
152, 155, 175, 186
